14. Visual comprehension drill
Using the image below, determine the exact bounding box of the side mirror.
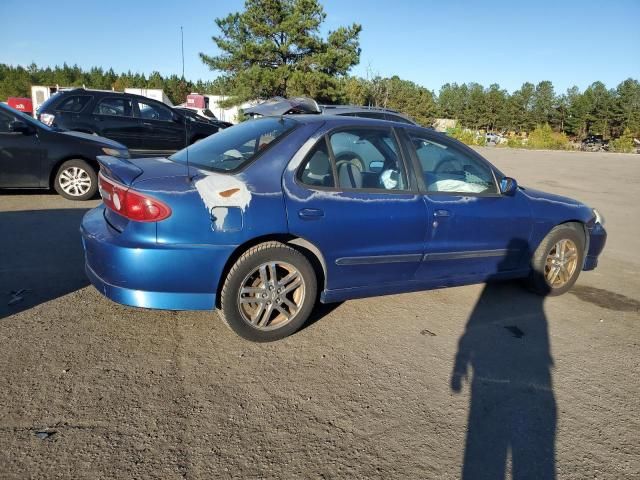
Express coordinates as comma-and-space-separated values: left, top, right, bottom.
500, 177, 518, 196
173, 112, 182, 122
369, 160, 384, 173
8, 120, 33, 134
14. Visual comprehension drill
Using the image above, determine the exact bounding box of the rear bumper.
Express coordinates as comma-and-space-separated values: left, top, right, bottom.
81, 206, 234, 311
584, 222, 607, 271
85, 262, 216, 310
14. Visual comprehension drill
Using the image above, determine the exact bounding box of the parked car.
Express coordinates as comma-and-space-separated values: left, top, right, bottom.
0, 102, 129, 200
243, 96, 418, 125
580, 135, 609, 152
318, 104, 418, 125
81, 115, 607, 341
36, 89, 223, 157
485, 132, 503, 144
174, 106, 232, 129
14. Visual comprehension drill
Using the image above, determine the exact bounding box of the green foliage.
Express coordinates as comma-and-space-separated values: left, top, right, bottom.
339, 75, 437, 126
0, 63, 228, 105
527, 124, 570, 150
1, 58, 638, 150
506, 136, 525, 149
446, 127, 485, 146
199, 0, 361, 104
609, 128, 635, 153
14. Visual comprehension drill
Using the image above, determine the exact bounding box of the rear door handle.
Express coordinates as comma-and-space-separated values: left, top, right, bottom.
434, 209, 450, 217
298, 208, 324, 220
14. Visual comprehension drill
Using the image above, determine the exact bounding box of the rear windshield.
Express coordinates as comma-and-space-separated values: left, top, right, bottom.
36, 92, 61, 114
169, 117, 296, 172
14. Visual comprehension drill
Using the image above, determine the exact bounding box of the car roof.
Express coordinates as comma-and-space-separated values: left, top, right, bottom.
286, 113, 429, 130
320, 104, 401, 114
55, 88, 169, 104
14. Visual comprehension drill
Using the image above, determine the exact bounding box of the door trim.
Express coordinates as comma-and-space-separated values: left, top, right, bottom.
335, 253, 423, 266
423, 248, 518, 261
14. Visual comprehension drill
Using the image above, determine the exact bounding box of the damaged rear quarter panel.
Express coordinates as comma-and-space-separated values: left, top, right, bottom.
147, 123, 324, 246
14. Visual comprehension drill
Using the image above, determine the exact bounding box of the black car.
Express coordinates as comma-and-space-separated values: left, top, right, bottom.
0, 102, 129, 200
174, 107, 233, 129
37, 89, 223, 157
318, 104, 418, 125
243, 97, 418, 125
580, 135, 609, 152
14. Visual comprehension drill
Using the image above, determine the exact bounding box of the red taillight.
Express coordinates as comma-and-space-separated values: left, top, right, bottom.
98, 172, 171, 222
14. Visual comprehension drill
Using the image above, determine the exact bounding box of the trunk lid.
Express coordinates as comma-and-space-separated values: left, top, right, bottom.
97, 156, 188, 186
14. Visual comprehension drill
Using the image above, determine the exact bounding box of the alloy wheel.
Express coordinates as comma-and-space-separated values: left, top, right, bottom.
237, 261, 306, 330
58, 166, 92, 197
545, 239, 578, 288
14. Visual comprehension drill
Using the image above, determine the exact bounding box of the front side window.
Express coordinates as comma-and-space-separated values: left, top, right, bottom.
329, 128, 408, 191
169, 117, 296, 172
56, 95, 92, 113
137, 101, 173, 121
94, 97, 133, 117
409, 134, 497, 194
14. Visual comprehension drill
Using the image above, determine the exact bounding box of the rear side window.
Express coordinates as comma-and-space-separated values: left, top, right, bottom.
298, 138, 335, 188
137, 100, 173, 121
56, 95, 92, 113
94, 97, 133, 117
169, 117, 296, 172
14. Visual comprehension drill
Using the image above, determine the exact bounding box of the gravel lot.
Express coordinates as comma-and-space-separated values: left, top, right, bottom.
1, 148, 638, 479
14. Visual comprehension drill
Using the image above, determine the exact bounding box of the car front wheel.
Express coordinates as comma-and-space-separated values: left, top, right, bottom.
526, 223, 585, 296
54, 159, 98, 200
218, 241, 318, 342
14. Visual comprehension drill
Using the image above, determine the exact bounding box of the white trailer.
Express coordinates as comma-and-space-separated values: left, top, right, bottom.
124, 88, 173, 106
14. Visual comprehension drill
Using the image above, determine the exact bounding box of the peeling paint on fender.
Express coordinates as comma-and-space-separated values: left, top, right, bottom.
193, 173, 252, 231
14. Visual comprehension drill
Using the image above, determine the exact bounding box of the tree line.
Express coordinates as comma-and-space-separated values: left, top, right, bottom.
0, 63, 228, 109
2, 0, 639, 145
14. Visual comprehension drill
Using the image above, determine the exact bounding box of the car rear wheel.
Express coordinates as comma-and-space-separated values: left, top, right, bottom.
218, 241, 317, 342
54, 159, 98, 201
526, 223, 585, 296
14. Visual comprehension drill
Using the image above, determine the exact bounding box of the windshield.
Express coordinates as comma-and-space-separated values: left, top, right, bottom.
169, 117, 296, 172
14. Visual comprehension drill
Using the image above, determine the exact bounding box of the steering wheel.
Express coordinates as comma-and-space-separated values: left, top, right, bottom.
433, 157, 459, 174
334, 151, 364, 173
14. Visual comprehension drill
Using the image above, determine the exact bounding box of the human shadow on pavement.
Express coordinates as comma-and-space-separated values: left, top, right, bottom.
451, 246, 556, 480
0, 208, 90, 319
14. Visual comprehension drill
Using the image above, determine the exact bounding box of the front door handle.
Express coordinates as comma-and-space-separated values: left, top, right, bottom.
434, 209, 450, 217
298, 208, 324, 220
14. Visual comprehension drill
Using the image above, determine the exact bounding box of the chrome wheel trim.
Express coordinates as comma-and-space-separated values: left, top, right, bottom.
237, 261, 305, 330
545, 238, 578, 288
59, 166, 92, 196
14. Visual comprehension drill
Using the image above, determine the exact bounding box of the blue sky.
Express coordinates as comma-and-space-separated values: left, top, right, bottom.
0, 0, 638, 93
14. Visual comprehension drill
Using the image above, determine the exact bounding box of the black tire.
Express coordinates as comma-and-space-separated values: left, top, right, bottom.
54, 159, 98, 201
218, 241, 318, 342
526, 223, 585, 296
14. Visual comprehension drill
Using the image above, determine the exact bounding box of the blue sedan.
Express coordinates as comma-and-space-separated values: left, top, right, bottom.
81, 115, 607, 341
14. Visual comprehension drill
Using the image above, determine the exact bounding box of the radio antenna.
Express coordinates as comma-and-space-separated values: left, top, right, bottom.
180, 25, 191, 180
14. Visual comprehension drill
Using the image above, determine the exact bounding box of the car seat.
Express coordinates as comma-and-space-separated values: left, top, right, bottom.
301, 149, 332, 186
338, 162, 363, 189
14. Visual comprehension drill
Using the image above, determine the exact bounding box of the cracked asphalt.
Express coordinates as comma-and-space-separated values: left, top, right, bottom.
1, 148, 639, 479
